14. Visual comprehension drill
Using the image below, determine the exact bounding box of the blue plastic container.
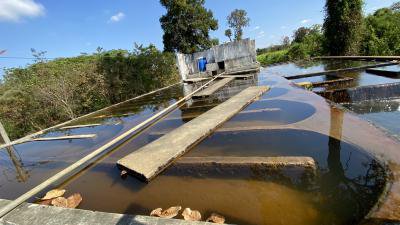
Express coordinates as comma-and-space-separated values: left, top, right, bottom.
198, 57, 207, 72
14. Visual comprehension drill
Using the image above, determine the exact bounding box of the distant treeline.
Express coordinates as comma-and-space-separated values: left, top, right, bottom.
257, 3, 400, 65
0, 44, 179, 140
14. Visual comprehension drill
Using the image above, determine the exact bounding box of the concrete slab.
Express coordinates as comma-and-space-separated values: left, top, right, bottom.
167, 156, 317, 188
311, 77, 354, 87
317, 82, 400, 103
170, 156, 317, 176
117, 86, 269, 182
366, 68, 400, 78
285, 62, 399, 80
193, 77, 235, 98
0, 199, 219, 225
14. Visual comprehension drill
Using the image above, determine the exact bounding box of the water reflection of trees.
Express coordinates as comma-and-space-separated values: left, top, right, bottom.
318, 107, 386, 224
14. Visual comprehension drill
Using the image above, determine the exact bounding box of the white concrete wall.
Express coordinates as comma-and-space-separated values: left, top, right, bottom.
176, 39, 257, 80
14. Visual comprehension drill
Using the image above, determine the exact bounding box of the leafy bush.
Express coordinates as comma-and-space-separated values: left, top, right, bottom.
361, 8, 400, 55
257, 49, 289, 66
0, 45, 179, 139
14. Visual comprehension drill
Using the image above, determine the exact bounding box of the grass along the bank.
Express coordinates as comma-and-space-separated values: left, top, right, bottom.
257, 49, 289, 66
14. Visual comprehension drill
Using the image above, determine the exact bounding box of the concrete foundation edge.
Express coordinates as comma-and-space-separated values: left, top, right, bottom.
0, 199, 225, 225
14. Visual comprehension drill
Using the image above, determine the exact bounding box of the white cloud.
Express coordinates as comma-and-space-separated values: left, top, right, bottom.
252, 26, 260, 31
300, 19, 311, 24
0, 0, 44, 22
109, 12, 125, 23
259, 30, 265, 35
280, 25, 287, 29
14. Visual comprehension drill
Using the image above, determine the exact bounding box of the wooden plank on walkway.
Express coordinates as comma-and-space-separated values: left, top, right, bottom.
117, 86, 269, 182
60, 124, 102, 130
31, 134, 96, 142
192, 77, 235, 98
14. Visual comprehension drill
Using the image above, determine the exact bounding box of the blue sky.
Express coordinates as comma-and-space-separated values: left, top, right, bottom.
0, 0, 398, 75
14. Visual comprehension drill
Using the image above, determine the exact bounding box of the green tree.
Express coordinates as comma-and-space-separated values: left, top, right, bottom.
361, 8, 400, 55
225, 29, 232, 41
282, 36, 291, 47
227, 9, 250, 41
293, 27, 311, 43
323, 0, 363, 55
159, 0, 218, 53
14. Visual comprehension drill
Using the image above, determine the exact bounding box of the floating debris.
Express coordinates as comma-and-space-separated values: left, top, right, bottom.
66, 193, 83, 208
206, 213, 225, 224
182, 208, 201, 221
41, 189, 66, 200
51, 193, 82, 209
150, 206, 182, 219
37, 199, 52, 206
150, 208, 162, 217
120, 170, 128, 179
51, 197, 68, 208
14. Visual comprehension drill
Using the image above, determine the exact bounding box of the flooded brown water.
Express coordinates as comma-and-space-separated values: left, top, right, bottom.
0, 60, 395, 225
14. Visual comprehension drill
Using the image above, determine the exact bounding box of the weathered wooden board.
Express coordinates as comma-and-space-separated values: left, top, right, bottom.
117, 86, 269, 182
60, 124, 102, 130
192, 77, 235, 98
31, 134, 96, 142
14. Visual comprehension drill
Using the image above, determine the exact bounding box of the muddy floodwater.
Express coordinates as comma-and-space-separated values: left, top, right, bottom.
0, 60, 397, 225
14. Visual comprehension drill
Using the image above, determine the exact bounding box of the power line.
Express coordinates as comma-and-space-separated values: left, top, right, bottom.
0, 56, 56, 60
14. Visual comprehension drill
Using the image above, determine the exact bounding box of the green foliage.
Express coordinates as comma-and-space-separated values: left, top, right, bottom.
287, 43, 308, 60
159, 0, 218, 54
227, 9, 250, 41
224, 29, 232, 41
361, 7, 400, 55
290, 25, 325, 59
0, 45, 179, 140
323, 0, 363, 55
293, 27, 311, 43
98, 44, 179, 103
257, 49, 289, 66
257, 25, 324, 64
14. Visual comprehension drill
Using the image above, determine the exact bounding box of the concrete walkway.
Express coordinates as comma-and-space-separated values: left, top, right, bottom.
0, 199, 221, 225
117, 86, 269, 182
